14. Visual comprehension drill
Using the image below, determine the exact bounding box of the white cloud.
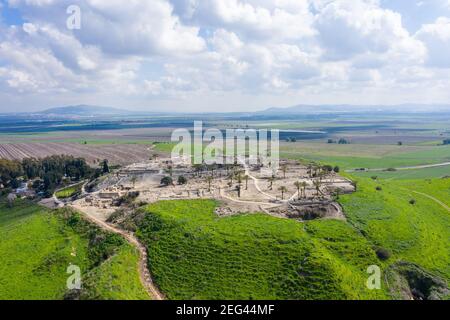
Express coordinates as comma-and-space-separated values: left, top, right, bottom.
415, 16, 450, 68
0, 0, 449, 111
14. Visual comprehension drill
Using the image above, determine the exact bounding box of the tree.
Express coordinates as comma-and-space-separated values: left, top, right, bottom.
281, 164, 288, 179
130, 176, 138, 188
294, 181, 302, 200
165, 165, 173, 177
397, 141, 403, 146
333, 166, 340, 174
206, 176, 213, 192
307, 164, 313, 178
334, 188, 342, 200
244, 175, 249, 190
313, 179, 322, 197
102, 159, 110, 174
301, 182, 308, 199
268, 176, 275, 190
443, 139, 450, 145
278, 186, 287, 200
160, 176, 173, 187
178, 176, 188, 185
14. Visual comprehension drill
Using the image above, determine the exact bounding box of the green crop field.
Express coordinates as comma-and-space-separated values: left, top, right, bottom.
0, 200, 149, 300
136, 199, 388, 300
351, 166, 450, 180
282, 143, 450, 170
55, 183, 84, 199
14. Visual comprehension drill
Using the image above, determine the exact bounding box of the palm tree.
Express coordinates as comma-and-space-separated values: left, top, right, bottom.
301, 181, 308, 199
294, 181, 302, 200
166, 165, 173, 177
307, 163, 313, 178
268, 176, 275, 190
206, 176, 213, 192
281, 164, 288, 179
334, 188, 342, 200
313, 179, 322, 197
278, 186, 288, 200
130, 176, 137, 188
244, 175, 249, 190
228, 173, 234, 185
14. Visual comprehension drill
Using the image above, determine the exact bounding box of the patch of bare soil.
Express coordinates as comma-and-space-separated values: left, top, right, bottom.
386, 262, 450, 300
267, 201, 345, 221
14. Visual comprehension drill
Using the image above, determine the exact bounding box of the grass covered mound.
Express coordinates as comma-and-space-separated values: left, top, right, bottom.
339, 177, 450, 298
0, 199, 148, 300
136, 200, 388, 300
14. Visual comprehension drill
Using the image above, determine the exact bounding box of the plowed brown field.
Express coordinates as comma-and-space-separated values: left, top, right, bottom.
0, 142, 152, 165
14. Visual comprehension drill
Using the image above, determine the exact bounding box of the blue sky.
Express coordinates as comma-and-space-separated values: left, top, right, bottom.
1, 0, 450, 112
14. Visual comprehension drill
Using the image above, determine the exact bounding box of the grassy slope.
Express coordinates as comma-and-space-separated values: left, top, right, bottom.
339, 177, 450, 281
0, 201, 89, 299
55, 183, 84, 199
0, 200, 149, 300
81, 245, 149, 300
137, 200, 388, 300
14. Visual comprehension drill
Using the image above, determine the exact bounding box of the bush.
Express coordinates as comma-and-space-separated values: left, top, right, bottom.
375, 247, 391, 261
178, 176, 188, 185
409, 199, 417, 205
376, 186, 382, 191
161, 176, 173, 187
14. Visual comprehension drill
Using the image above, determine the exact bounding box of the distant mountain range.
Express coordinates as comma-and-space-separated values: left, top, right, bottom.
260, 104, 450, 114
40, 105, 133, 116
3, 103, 449, 119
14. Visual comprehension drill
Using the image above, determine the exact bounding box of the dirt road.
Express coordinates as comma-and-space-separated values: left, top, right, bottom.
412, 191, 450, 212
346, 161, 450, 173
70, 204, 165, 300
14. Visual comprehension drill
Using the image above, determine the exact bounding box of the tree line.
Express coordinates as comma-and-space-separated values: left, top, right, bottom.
1, 155, 107, 197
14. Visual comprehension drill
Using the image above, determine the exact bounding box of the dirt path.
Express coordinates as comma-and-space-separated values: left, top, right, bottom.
70, 204, 165, 300
412, 191, 450, 212
346, 161, 450, 173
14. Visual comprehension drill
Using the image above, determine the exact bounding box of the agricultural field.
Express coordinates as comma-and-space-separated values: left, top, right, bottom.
0, 142, 152, 166
0, 199, 149, 300
55, 183, 84, 199
280, 142, 450, 170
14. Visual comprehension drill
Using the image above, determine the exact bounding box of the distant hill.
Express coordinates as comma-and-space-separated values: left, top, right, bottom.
260, 104, 450, 115
40, 105, 132, 116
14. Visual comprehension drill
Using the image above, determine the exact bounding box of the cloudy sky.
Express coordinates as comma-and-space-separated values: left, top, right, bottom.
1, 0, 450, 112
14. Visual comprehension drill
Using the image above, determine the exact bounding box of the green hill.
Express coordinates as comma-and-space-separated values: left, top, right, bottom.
0, 200, 148, 300
136, 200, 388, 300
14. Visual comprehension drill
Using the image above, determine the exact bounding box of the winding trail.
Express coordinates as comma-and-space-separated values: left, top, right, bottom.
412, 191, 450, 212
346, 161, 450, 173
73, 206, 165, 300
